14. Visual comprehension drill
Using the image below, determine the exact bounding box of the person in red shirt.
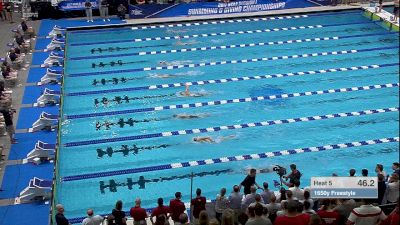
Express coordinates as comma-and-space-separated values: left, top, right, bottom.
274, 201, 309, 225
130, 198, 148, 225
169, 192, 186, 223
151, 198, 170, 225
381, 198, 399, 225
318, 199, 340, 225
191, 188, 206, 224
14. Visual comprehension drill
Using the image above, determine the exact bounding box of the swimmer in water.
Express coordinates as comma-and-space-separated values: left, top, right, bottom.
173, 113, 209, 119
150, 73, 176, 79
179, 83, 206, 97
158, 61, 170, 66
193, 135, 236, 143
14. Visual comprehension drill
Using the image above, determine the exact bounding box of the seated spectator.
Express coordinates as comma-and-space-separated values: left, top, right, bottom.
274, 201, 309, 225
82, 209, 104, 225
245, 204, 272, 225
266, 195, 280, 223
317, 199, 340, 225
383, 173, 399, 204
170, 192, 186, 223
260, 182, 274, 204
20, 18, 36, 39
14, 32, 30, 53
112, 200, 126, 225
150, 198, 169, 225
199, 210, 209, 225
276, 201, 288, 216
309, 214, 323, 225
289, 180, 304, 200
303, 200, 316, 215
346, 199, 386, 225
215, 188, 229, 222
222, 209, 235, 225
130, 198, 147, 225
334, 199, 356, 225
238, 212, 249, 225
381, 198, 399, 225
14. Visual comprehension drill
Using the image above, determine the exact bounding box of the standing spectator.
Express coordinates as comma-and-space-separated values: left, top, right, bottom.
381, 198, 399, 225
245, 204, 272, 225
392, 162, 400, 176
361, 169, 368, 177
117, 4, 127, 20
1, 110, 16, 144
375, 164, 387, 177
0, 0, 4, 21
4, 1, 11, 23
130, 198, 147, 225
169, 192, 186, 224
191, 188, 206, 225
282, 164, 302, 188
99, 0, 110, 21
112, 200, 127, 225
228, 185, 242, 224
383, 173, 399, 204
221, 209, 235, 225
274, 201, 309, 225
215, 188, 229, 222
82, 209, 104, 225
317, 199, 340, 225
289, 180, 304, 200
239, 169, 261, 195
394, 0, 399, 22
378, 0, 383, 12
151, 198, 169, 225
346, 199, 386, 225
55, 204, 71, 225
260, 182, 274, 204
377, 174, 387, 204
238, 212, 249, 225
266, 195, 281, 222
302, 190, 314, 209
242, 186, 262, 210
249, 194, 266, 208
349, 169, 356, 177
84, 0, 93, 22
198, 210, 209, 225
303, 200, 316, 215
277, 188, 287, 202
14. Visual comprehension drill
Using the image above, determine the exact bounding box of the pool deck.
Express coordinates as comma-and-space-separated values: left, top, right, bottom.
0, 2, 397, 225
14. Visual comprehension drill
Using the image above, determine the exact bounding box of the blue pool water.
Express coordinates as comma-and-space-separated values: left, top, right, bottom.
57, 10, 399, 220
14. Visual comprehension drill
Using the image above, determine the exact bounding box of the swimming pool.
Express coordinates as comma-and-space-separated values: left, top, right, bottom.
56, 9, 399, 221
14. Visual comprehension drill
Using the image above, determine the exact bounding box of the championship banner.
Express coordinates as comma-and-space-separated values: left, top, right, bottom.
129, 0, 316, 19
58, 0, 99, 11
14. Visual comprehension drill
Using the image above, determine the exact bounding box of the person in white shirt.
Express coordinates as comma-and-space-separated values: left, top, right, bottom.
82, 209, 104, 225
346, 199, 386, 225
288, 180, 304, 200
215, 188, 229, 223
383, 173, 399, 203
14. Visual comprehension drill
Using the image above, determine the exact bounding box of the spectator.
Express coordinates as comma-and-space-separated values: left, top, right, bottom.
179, 213, 190, 225
266, 195, 280, 222
297, 202, 311, 222
334, 199, 356, 225
303, 200, 316, 215
378, 0, 383, 12
215, 188, 229, 222
377, 174, 387, 204
381, 197, 399, 225
221, 209, 235, 225
247, 206, 255, 221
150, 198, 169, 225
117, 4, 127, 20
346, 199, 386, 225
260, 182, 274, 204
275, 201, 309, 225
238, 212, 249, 225
309, 214, 323, 225
245, 204, 272, 225
1, 110, 16, 144
361, 169, 368, 177
302, 191, 314, 209
290, 180, 304, 200
191, 188, 206, 225
242, 186, 262, 210
130, 198, 147, 225
112, 200, 126, 225
209, 218, 219, 225
375, 164, 387, 177
228, 185, 243, 224
394, 0, 399, 22
84, 0, 93, 22
383, 173, 399, 204
0, 0, 3, 21
277, 188, 287, 202
392, 162, 400, 176
15, 32, 30, 53
99, 0, 110, 21
170, 192, 186, 223
317, 199, 340, 225
349, 169, 356, 177
82, 209, 104, 225
8, 48, 23, 64
4, 1, 11, 23
282, 164, 302, 188
55, 204, 71, 225
239, 168, 261, 195
20, 18, 36, 38
198, 210, 209, 225
276, 201, 288, 217
249, 194, 266, 208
